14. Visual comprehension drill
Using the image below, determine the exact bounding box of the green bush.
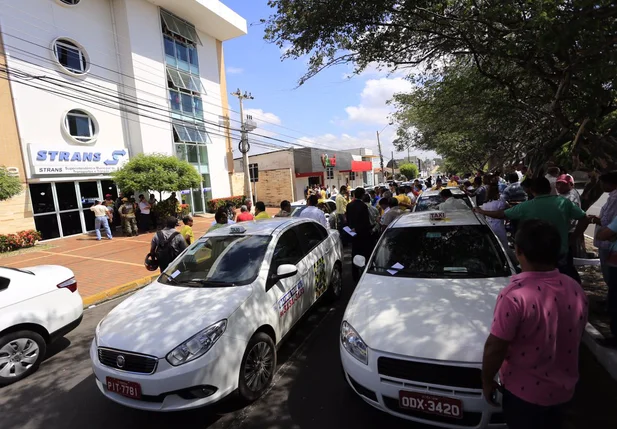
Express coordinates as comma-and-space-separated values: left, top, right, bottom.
207, 196, 246, 213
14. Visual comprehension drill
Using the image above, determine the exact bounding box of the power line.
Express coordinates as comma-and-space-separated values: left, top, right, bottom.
0, 22, 353, 147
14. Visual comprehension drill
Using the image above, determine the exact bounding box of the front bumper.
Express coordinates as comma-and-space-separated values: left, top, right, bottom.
90, 335, 248, 411
340, 344, 506, 428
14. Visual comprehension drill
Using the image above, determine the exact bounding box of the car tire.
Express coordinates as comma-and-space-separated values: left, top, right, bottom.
238, 332, 277, 402
0, 330, 47, 386
327, 263, 343, 300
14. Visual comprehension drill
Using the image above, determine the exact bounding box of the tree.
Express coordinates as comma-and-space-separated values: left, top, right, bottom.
111, 154, 201, 199
399, 163, 419, 180
265, 0, 617, 183
0, 167, 22, 201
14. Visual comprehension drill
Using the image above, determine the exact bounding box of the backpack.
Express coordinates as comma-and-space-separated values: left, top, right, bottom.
156, 231, 180, 271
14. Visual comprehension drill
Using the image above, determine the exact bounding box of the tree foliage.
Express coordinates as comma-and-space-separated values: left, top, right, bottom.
265, 1, 617, 174
111, 154, 201, 196
0, 167, 22, 201
399, 163, 419, 180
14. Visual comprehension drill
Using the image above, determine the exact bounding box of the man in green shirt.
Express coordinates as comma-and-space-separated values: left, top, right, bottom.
475, 177, 590, 283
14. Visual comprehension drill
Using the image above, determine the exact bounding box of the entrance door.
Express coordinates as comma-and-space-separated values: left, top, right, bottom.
30, 183, 60, 241
78, 181, 102, 232
56, 182, 82, 236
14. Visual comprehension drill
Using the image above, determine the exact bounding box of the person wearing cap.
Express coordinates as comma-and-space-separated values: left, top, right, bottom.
120, 197, 139, 237
556, 174, 581, 207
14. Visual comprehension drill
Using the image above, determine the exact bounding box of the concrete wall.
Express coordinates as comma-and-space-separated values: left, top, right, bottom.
0, 190, 35, 234
230, 172, 244, 198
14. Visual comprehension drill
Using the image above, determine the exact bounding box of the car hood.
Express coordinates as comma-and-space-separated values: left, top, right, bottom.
96, 281, 253, 357
344, 274, 508, 363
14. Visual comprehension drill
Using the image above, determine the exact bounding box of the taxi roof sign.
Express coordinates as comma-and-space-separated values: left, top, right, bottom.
230, 225, 247, 234
429, 212, 447, 221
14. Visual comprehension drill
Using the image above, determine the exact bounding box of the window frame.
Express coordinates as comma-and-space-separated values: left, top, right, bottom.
160, 9, 202, 46
267, 228, 305, 289
326, 166, 334, 180
63, 109, 98, 144
295, 222, 327, 254
53, 38, 88, 75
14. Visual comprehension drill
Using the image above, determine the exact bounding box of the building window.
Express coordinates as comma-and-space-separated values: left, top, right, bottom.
161, 9, 202, 46
173, 121, 209, 144
64, 109, 97, 143
349, 172, 356, 181
53, 38, 88, 75
166, 67, 203, 93
326, 167, 334, 180
169, 89, 205, 121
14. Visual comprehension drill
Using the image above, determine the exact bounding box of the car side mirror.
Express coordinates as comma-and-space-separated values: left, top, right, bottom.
353, 255, 366, 268
274, 264, 298, 281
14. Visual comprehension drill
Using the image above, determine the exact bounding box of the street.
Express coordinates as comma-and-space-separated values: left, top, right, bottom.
2, 256, 617, 429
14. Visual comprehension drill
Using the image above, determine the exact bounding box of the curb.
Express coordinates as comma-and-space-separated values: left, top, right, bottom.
82, 274, 159, 307
582, 322, 617, 381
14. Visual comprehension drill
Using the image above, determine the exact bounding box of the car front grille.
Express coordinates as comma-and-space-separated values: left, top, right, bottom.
377, 357, 481, 390
98, 347, 158, 374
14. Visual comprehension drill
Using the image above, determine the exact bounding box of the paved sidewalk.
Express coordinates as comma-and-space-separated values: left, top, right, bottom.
1, 209, 281, 305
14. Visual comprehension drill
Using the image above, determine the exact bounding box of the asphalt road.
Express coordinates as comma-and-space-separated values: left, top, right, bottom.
2, 255, 617, 429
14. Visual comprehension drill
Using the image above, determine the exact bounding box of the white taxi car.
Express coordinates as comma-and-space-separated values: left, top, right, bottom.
341, 210, 514, 428
91, 218, 343, 411
1, 265, 83, 385
414, 188, 474, 212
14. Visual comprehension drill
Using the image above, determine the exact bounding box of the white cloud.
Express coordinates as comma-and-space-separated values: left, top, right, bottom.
344, 77, 413, 125
227, 66, 244, 75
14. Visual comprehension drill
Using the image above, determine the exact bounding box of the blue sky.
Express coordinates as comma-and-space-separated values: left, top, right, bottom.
220, 0, 435, 160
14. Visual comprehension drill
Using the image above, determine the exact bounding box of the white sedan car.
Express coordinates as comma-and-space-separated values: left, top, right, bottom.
0, 266, 83, 385
91, 218, 343, 411
413, 188, 474, 212
341, 210, 514, 428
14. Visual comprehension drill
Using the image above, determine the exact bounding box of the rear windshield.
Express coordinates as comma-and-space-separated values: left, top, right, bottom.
368, 225, 510, 278
161, 235, 272, 287
415, 194, 471, 212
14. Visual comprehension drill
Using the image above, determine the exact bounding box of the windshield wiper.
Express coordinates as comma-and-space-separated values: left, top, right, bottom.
179, 279, 236, 287
369, 267, 442, 277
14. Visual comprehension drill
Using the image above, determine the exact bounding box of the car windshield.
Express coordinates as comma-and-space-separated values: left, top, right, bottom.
415, 194, 471, 212
160, 235, 272, 287
368, 225, 510, 278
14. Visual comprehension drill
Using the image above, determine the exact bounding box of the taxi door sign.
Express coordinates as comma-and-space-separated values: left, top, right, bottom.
278, 280, 305, 317
314, 257, 327, 298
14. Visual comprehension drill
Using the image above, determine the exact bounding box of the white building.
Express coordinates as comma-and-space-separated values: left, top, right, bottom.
0, 0, 246, 239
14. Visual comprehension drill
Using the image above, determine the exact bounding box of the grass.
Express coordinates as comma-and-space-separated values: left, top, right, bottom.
0, 243, 56, 259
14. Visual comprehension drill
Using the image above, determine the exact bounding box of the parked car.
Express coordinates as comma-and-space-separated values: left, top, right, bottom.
341, 210, 514, 428
91, 218, 343, 411
413, 188, 474, 212
0, 266, 83, 385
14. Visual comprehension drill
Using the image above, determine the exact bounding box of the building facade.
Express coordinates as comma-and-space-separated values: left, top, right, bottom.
0, 0, 246, 239
232, 147, 374, 206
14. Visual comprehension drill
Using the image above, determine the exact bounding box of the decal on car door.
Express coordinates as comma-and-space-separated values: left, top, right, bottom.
278, 279, 305, 317
314, 257, 327, 298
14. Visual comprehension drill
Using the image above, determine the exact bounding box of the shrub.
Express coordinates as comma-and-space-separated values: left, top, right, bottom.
207, 196, 246, 213
0, 230, 41, 253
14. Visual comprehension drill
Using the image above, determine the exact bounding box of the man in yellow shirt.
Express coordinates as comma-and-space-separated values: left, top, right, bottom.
394, 187, 413, 210
431, 178, 444, 191
320, 186, 327, 200
254, 201, 271, 220
447, 175, 459, 187
180, 216, 195, 245
335, 186, 349, 242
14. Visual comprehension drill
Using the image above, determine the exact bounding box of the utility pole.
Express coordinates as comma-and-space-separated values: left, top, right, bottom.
376, 131, 385, 184
231, 89, 254, 207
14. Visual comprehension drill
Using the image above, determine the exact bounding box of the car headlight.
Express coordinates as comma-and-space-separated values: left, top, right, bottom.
166, 320, 227, 366
341, 321, 368, 365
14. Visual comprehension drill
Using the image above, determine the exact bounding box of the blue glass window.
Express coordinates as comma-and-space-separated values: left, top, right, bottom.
181, 92, 193, 115
164, 36, 176, 67
175, 41, 189, 72
188, 45, 199, 75
193, 97, 203, 118
169, 90, 181, 113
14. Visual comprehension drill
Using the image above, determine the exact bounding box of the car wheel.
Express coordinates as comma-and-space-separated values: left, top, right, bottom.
327, 263, 343, 300
238, 332, 277, 402
0, 330, 47, 386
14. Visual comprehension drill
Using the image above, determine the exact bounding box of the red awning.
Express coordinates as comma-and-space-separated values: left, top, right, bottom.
351, 161, 373, 172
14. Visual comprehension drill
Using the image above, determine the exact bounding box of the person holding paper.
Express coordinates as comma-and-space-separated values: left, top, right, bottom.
346, 187, 373, 282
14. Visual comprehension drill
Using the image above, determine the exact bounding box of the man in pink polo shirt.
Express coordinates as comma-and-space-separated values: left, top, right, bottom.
482, 219, 588, 428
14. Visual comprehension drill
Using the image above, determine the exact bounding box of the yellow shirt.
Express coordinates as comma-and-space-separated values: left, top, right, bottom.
180, 225, 194, 245
335, 194, 348, 214
395, 194, 411, 207
320, 190, 327, 200
447, 180, 459, 187
431, 185, 443, 191
255, 211, 271, 220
